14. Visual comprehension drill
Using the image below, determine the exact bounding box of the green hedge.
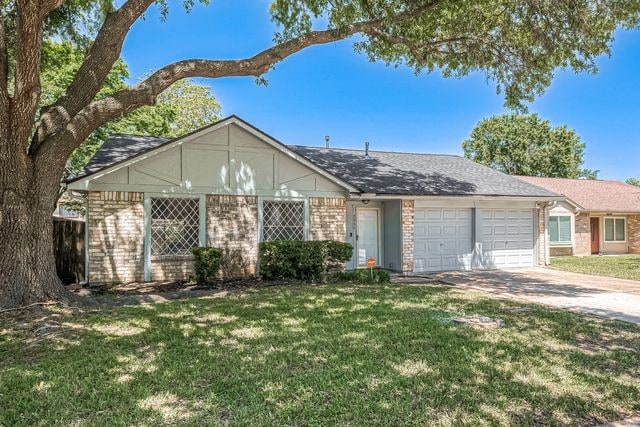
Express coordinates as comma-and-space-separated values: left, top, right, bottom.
191, 247, 223, 283
259, 240, 353, 281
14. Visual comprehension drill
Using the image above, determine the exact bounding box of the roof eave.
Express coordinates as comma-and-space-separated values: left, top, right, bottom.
348, 193, 566, 200
579, 209, 640, 215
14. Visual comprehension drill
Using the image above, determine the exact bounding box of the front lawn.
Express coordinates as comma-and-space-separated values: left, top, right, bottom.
551, 255, 640, 281
2, 284, 640, 426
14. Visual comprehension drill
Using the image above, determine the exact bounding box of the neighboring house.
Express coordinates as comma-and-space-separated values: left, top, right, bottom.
517, 176, 640, 256
66, 115, 560, 284
53, 193, 85, 220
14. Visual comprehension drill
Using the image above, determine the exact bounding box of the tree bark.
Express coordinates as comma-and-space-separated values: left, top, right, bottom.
0, 139, 66, 309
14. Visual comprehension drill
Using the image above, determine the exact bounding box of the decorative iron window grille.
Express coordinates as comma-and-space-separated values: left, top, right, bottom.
151, 198, 200, 256
262, 200, 305, 241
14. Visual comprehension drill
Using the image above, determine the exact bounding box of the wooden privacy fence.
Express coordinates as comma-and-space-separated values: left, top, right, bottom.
53, 218, 85, 284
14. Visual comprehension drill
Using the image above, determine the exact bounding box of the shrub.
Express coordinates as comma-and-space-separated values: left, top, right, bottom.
334, 268, 391, 284
324, 240, 354, 270
259, 240, 353, 281
191, 247, 223, 283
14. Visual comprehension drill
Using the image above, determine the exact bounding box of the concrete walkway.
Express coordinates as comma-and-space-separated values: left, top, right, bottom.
433, 268, 640, 324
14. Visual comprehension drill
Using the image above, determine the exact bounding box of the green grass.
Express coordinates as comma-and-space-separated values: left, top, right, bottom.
1, 284, 640, 426
551, 255, 640, 281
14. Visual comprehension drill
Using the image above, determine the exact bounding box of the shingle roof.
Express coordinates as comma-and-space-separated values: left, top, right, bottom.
71, 124, 558, 198
516, 176, 640, 213
288, 146, 558, 197
79, 134, 170, 178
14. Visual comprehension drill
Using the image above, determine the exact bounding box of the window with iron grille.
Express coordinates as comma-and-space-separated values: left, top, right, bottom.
151, 198, 200, 256
262, 200, 305, 241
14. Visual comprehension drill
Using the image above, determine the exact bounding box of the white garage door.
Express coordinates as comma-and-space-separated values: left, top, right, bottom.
477, 208, 535, 268
414, 208, 473, 272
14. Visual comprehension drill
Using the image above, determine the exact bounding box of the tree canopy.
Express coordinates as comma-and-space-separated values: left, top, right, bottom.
462, 114, 585, 178
2, 0, 640, 308
627, 177, 640, 186
579, 168, 600, 180
40, 41, 221, 180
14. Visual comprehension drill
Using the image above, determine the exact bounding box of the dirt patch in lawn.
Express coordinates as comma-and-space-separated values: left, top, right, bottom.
68, 278, 297, 309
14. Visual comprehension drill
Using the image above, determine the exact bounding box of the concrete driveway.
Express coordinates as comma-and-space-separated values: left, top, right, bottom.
433, 268, 640, 324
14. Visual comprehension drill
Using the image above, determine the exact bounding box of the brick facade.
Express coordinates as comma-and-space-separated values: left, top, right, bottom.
206, 195, 259, 276
550, 246, 572, 257
87, 192, 352, 283
87, 191, 144, 283
574, 213, 591, 256
309, 198, 346, 241
151, 257, 194, 281
628, 215, 640, 254
537, 206, 547, 266
401, 200, 415, 273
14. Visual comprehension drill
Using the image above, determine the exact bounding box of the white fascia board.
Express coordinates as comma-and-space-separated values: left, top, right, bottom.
347, 194, 568, 202
349, 193, 377, 199
559, 197, 584, 212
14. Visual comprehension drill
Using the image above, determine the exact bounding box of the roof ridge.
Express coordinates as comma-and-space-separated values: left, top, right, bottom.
517, 175, 630, 184
290, 144, 463, 158
108, 133, 169, 139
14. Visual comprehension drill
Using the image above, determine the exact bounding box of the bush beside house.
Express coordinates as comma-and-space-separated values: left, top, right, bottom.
259, 240, 353, 281
192, 240, 354, 284
191, 247, 223, 283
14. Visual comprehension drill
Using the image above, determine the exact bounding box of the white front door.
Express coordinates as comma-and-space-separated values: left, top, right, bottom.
356, 208, 380, 267
413, 208, 473, 272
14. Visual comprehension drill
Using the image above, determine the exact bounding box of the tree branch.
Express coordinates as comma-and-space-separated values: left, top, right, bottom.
39, 0, 66, 17
32, 0, 155, 153
12, 0, 45, 147
40, 0, 443, 158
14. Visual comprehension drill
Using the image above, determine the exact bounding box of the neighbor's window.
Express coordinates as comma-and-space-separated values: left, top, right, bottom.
549, 215, 571, 243
262, 200, 305, 241
604, 217, 626, 242
151, 197, 200, 256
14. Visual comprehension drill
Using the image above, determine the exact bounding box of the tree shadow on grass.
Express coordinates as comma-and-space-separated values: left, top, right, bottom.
1, 284, 639, 426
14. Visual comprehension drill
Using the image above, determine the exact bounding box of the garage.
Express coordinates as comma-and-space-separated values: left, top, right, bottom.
414, 208, 473, 272
476, 208, 535, 268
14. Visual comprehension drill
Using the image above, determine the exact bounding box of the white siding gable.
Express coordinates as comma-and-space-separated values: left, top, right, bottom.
80, 122, 348, 198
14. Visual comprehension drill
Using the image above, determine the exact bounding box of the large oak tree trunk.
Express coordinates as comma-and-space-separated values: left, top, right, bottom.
0, 143, 67, 309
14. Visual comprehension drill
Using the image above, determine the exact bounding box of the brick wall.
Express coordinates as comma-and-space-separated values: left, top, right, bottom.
151, 257, 194, 281
87, 191, 144, 283
574, 213, 591, 256
309, 197, 346, 241
88, 192, 353, 282
550, 247, 572, 257
629, 215, 640, 254
537, 206, 547, 266
401, 200, 415, 273
206, 195, 259, 276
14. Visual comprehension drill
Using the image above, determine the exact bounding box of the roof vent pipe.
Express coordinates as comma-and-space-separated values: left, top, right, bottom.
325, 135, 330, 148
364, 141, 370, 159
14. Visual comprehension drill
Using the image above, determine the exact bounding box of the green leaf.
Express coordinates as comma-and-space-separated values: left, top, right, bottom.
462, 113, 585, 177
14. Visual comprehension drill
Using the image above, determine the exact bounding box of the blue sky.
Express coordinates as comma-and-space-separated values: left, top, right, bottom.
122, 1, 640, 181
